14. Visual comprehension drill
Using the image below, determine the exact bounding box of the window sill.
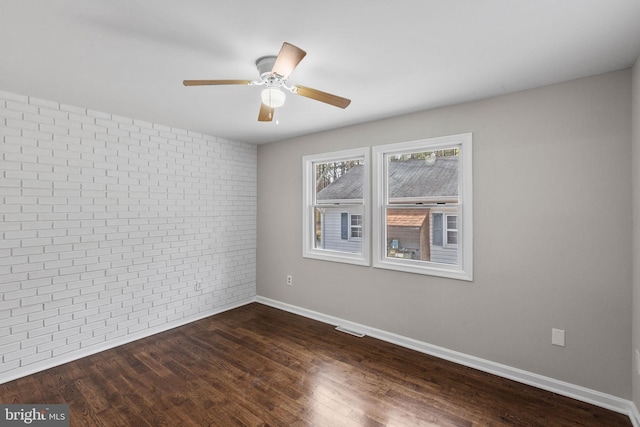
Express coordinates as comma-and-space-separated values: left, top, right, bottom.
303, 249, 370, 267
373, 257, 473, 281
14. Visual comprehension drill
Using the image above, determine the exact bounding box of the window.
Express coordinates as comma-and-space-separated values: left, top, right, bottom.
445, 214, 458, 246
303, 148, 370, 266
372, 133, 473, 280
350, 214, 362, 239
338, 212, 362, 240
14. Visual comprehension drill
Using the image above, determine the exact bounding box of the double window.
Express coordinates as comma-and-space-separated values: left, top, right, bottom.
303, 133, 472, 281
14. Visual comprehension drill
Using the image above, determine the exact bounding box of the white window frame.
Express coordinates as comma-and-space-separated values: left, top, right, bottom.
372, 133, 473, 281
302, 148, 370, 266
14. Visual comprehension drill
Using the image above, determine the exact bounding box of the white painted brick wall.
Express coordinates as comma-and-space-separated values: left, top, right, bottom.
0, 90, 257, 380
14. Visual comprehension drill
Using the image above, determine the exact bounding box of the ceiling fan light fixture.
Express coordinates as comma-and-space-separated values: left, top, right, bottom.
183, 42, 351, 122
261, 87, 286, 108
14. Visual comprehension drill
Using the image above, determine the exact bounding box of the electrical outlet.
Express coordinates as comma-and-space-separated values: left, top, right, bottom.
286, 275, 292, 286
195, 281, 202, 291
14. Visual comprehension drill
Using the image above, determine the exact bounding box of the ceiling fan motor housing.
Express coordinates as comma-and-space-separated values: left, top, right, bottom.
256, 56, 278, 79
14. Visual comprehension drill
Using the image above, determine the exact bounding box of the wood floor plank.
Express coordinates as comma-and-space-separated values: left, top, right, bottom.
0, 303, 632, 426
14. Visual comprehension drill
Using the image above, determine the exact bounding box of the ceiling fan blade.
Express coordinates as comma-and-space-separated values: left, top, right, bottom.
293, 85, 351, 109
271, 42, 307, 78
183, 79, 252, 86
258, 103, 274, 122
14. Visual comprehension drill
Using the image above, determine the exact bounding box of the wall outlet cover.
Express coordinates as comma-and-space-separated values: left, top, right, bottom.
552, 328, 565, 347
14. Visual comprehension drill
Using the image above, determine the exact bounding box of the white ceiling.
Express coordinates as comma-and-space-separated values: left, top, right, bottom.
1, 1, 639, 144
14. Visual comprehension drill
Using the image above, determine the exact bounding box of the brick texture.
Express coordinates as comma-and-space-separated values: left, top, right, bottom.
0, 90, 257, 379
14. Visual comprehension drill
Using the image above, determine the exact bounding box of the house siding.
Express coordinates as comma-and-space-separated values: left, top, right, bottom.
321, 208, 362, 253
430, 212, 457, 265
0, 90, 257, 382
430, 244, 457, 265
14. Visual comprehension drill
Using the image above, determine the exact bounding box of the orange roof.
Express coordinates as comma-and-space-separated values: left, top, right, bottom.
387, 209, 427, 227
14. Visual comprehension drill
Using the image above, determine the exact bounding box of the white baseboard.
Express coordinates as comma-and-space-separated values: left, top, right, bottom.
631, 403, 640, 427
0, 298, 254, 385
256, 296, 638, 425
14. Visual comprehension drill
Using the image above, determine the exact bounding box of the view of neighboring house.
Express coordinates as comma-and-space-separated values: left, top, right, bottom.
314, 163, 365, 254
316, 156, 459, 264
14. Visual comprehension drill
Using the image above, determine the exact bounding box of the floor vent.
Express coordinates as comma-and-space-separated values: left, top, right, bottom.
335, 325, 365, 337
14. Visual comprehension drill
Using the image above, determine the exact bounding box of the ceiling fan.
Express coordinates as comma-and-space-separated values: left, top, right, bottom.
183, 42, 351, 122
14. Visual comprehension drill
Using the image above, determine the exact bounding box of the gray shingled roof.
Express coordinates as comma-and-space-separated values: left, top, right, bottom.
389, 157, 458, 199
316, 164, 365, 201
316, 157, 458, 201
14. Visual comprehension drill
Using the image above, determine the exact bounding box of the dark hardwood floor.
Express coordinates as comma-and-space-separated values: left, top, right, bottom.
0, 303, 632, 426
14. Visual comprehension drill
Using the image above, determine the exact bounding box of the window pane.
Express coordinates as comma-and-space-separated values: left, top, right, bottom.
350, 214, 362, 238
386, 149, 459, 204
385, 208, 428, 261
314, 207, 363, 253
385, 207, 458, 265
315, 159, 364, 204
447, 215, 457, 229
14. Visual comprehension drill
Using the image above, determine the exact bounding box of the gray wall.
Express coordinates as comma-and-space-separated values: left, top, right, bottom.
632, 57, 640, 408
257, 69, 632, 398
